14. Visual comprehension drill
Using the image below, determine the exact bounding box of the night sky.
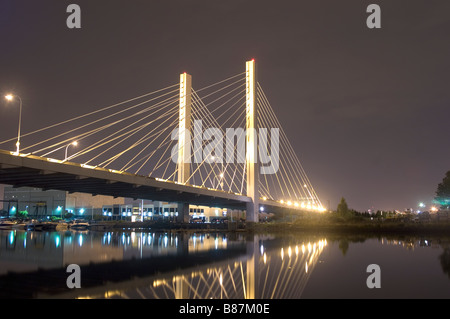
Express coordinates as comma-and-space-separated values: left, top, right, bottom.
0, 0, 449, 212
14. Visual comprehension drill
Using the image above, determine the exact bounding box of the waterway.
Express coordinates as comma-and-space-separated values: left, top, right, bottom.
0, 229, 449, 299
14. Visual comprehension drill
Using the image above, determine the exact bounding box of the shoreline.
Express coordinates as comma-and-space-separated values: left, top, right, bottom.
90, 219, 450, 237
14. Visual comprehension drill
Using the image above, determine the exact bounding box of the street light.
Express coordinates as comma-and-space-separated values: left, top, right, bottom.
4, 94, 23, 155
65, 141, 78, 161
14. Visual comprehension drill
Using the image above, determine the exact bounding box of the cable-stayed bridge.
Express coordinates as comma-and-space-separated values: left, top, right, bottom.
0, 60, 325, 222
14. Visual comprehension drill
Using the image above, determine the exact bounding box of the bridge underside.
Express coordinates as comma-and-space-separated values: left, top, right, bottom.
0, 151, 250, 210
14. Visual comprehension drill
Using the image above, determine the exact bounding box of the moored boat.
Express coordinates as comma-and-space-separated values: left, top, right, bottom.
56, 220, 69, 230
11, 221, 27, 230
26, 219, 45, 231
69, 219, 90, 230
0, 220, 15, 230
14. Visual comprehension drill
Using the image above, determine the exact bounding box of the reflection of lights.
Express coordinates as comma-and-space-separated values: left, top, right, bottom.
260, 244, 264, 255
263, 252, 267, 264
9, 231, 14, 245
281, 248, 284, 260
78, 234, 83, 247
305, 262, 308, 273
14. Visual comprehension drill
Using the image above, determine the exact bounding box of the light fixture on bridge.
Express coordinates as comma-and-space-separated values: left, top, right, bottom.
47, 158, 63, 163
65, 141, 78, 161
4, 93, 23, 155
81, 164, 96, 169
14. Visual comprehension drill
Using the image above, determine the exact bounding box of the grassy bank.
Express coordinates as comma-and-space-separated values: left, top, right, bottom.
89, 215, 450, 236
251, 216, 450, 236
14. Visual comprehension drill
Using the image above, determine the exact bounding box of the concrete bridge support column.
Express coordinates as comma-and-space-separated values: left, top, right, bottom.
177, 202, 190, 223
245, 59, 259, 224
178, 72, 192, 185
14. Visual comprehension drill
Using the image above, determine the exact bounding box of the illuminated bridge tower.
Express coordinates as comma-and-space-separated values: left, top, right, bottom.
177, 72, 192, 223
246, 59, 259, 223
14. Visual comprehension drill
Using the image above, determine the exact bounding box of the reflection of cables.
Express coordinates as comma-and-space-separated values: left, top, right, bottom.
118, 238, 328, 299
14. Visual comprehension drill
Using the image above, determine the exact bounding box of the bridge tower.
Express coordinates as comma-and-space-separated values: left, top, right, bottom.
177, 72, 192, 223
245, 59, 259, 223
178, 72, 192, 184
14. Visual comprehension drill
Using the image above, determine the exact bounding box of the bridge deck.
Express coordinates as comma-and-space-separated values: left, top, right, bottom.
0, 150, 251, 209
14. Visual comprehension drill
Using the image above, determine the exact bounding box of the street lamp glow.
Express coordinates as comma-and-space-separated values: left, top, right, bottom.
65, 141, 78, 161
4, 93, 23, 155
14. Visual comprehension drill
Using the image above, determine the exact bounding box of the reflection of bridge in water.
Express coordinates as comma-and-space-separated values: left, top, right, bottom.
70, 237, 327, 299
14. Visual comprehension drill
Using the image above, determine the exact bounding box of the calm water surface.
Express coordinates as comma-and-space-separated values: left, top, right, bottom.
0, 229, 449, 299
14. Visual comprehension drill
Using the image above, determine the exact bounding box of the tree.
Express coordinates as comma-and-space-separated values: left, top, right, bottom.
17, 211, 28, 219
435, 171, 450, 210
337, 197, 350, 216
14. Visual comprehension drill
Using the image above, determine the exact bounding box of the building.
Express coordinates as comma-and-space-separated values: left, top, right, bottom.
2, 186, 245, 222
3, 186, 124, 218
102, 200, 244, 222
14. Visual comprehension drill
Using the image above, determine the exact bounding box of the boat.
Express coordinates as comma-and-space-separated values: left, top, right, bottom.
26, 219, 45, 231
55, 220, 69, 230
69, 219, 90, 230
0, 220, 15, 230
41, 221, 58, 230
11, 221, 27, 230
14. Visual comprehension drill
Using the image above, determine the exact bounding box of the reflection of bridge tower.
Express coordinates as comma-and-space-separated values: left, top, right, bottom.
71, 237, 327, 299
245, 236, 259, 298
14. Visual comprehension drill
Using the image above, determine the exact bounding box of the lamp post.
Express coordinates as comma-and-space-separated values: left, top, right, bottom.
4, 94, 23, 155
65, 141, 78, 161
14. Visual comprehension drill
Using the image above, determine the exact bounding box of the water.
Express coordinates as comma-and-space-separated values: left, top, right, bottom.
0, 229, 449, 299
